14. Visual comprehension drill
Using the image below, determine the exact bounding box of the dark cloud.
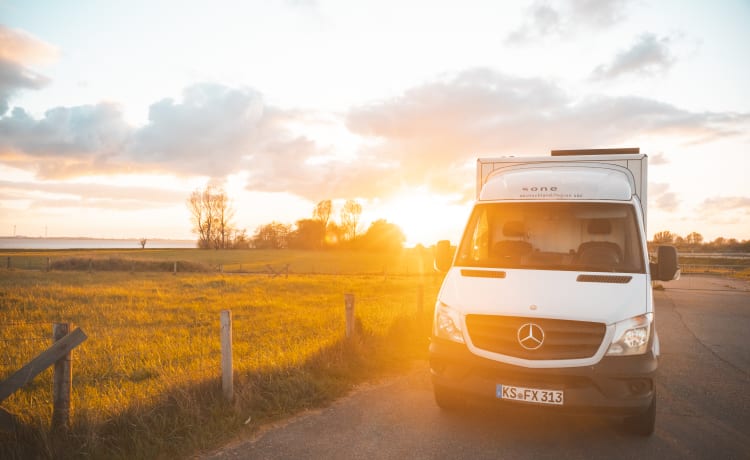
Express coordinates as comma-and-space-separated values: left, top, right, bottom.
507, 0, 630, 43
592, 34, 674, 80
0, 26, 56, 115
0, 104, 132, 178
0, 104, 131, 156
0, 83, 320, 180
130, 83, 266, 176
0, 58, 50, 115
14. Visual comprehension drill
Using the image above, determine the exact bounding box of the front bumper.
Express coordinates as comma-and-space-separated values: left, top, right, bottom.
430, 337, 657, 416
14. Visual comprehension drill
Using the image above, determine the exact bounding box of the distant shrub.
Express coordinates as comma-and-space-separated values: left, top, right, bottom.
49, 257, 213, 272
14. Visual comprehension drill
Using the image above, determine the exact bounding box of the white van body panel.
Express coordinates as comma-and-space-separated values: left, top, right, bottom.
438, 268, 652, 368
478, 154, 647, 224
480, 166, 633, 202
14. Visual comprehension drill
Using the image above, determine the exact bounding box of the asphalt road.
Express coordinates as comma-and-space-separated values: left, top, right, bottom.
205, 275, 750, 460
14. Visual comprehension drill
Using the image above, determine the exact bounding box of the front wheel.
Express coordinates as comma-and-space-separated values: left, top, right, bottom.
623, 392, 656, 436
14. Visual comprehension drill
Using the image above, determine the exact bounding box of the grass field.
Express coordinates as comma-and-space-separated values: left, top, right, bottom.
0, 249, 441, 459
0, 247, 437, 275
677, 255, 750, 280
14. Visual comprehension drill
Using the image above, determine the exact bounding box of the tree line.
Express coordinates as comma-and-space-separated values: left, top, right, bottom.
187, 186, 405, 251
651, 230, 750, 252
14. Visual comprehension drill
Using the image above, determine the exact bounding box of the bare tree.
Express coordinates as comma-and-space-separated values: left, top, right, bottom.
313, 200, 332, 227
652, 230, 675, 244
187, 185, 235, 249
340, 199, 362, 241
685, 232, 703, 246
253, 222, 291, 249
139, 238, 147, 249
214, 191, 235, 249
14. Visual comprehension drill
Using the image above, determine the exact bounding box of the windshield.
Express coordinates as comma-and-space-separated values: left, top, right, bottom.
456, 202, 645, 273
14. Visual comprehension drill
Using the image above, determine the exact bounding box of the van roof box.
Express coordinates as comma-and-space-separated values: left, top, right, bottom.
551, 148, 640, 156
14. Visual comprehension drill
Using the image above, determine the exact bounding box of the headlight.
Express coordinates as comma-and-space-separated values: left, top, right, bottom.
433, 302, 465, 343
606, 313, 652, 356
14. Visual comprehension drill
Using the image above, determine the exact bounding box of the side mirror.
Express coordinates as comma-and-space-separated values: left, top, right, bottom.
652, 245, 680, 281
434, 240, 454, 272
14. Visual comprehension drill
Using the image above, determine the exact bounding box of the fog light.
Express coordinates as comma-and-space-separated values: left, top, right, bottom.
627, 379, 652, 395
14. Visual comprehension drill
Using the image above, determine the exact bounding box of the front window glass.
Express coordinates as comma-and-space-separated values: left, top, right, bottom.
455, 203, 645, 273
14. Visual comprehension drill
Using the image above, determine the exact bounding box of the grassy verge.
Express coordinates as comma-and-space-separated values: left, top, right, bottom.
0, 270, 440, 459
0, 248, 436, 275
731, 268, 750, 280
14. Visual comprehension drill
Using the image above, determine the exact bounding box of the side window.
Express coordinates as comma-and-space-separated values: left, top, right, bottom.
469, 209, 490, 263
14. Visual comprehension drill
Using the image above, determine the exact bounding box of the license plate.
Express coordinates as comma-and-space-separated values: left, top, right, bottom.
496, 384, 564, 405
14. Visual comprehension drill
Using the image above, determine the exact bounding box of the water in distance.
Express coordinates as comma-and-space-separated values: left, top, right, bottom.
0, 237, 196, 250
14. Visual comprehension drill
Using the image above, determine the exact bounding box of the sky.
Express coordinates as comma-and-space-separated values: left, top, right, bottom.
0, 0, 749, 246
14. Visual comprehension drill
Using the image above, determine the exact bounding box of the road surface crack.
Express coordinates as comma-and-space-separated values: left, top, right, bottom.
664, 293, 749, 379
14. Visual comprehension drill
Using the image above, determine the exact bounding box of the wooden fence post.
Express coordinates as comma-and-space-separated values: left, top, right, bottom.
46, 257, 51, 272
6, 257, 10, 270
52, 323, 72, 431
344, 293, 355, 338
173, 261, 177, 275
220, 310, 233, 402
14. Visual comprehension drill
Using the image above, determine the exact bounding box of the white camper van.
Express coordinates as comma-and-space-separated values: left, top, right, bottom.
431, 148, 679, 436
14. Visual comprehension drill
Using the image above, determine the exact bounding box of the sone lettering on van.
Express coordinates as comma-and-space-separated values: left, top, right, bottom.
522, 186, 558, 192
520, 185, 583, 199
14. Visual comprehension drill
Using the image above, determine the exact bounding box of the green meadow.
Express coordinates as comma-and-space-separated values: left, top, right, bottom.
0, 249, 441, 459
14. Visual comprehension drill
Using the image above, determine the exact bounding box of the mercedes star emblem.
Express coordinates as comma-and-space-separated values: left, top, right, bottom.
517, 323, 545, 350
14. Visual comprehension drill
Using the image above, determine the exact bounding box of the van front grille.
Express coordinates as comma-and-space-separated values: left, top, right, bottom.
465, 315, 606, 360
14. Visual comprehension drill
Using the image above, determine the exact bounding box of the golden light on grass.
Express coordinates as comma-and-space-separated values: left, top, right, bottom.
0, 251, 441, 458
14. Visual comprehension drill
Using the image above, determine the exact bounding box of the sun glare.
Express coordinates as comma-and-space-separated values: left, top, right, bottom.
376, 189, 470, 247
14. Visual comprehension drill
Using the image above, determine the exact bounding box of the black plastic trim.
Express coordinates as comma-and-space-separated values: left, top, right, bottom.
461, 269, 506, 278
576, 274, 632, 284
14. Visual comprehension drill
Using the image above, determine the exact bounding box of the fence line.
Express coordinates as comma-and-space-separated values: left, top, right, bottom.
0, 324, 87, 431
0, 254, 443, 277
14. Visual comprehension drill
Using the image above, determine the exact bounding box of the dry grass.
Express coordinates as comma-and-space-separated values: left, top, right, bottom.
0, 248, 436, 275
0, 267, 440, 459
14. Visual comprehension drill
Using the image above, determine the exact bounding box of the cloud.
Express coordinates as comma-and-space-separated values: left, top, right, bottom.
0, 83, 321, 180
592, 34, 675, 80
650, 152, 669, 165
0, 179, 186, 205
650, 183, 679, 212
129, 83, 268, 176
507, 0, 630, 43
567, 0, 629, 27
2, 71, 748, 205
344, 68, 749, 199
0, 25, 58, 64
695, 196, 750, 226
699, 196, 750, 213
0, 104, 133, 177
506, 2, 562, 44
0, 26, 57, 115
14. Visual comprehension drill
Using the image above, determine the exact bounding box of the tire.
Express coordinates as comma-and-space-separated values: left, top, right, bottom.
624, 392, 656, 436
433, 384, 464, 411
